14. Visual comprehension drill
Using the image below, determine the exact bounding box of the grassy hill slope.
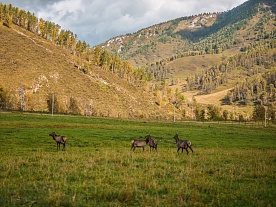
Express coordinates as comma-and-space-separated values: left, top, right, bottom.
0, 24, 171, 119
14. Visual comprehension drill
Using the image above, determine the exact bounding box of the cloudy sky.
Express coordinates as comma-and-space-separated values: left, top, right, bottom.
2, 0, 247, 46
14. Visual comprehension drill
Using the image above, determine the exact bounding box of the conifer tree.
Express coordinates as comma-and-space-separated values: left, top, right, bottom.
3, 13, 12, 28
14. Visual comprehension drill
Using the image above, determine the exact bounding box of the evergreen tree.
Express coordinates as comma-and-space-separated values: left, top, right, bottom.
3, 12, 12, 28
223, 109, 229, 121
252, 105, 265, 122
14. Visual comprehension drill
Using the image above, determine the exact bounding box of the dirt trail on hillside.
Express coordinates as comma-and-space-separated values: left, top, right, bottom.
184, 88, 233, 105
12, 28, 53, 54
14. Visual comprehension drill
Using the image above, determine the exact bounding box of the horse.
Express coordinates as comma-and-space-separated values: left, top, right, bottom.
130, 136, 149, 151
49, 132, 67, 151
174, 134, 193, 154
145, 135, 158, 152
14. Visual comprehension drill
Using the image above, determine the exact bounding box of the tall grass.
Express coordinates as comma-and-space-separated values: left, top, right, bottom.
0, 112, 275, 206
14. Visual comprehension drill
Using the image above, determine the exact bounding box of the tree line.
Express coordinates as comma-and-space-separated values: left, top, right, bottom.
187, 42, 276, 98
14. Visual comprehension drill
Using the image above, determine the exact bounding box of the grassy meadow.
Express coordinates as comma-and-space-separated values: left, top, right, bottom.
0, 112, 275, 206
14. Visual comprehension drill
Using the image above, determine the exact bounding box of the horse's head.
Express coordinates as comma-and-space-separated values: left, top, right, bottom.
174, 134, 179, 141
49, 132, 57, 138
145, 135, 151, 143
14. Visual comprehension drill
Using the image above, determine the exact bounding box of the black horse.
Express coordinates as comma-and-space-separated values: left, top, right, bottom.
174, 134, 193, 154
145, 135, 158, 152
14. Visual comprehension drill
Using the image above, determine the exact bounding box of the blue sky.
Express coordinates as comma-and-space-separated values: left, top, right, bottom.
1, 0, 247, 46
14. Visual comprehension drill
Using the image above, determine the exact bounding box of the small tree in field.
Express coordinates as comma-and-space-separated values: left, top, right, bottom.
69, 96, 81, 115
207, 104, 220, 120
239, 114, 245, 123
0, 85, 8, 109
199, 108, 208, 122
223, 110, 229, 122
252, 105, 265, 123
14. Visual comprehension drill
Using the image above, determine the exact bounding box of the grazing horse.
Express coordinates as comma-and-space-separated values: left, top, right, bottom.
49, 132, 67, 151
130, 136, 149, 152
145, 135, 158, 152
174, 134, 193, 155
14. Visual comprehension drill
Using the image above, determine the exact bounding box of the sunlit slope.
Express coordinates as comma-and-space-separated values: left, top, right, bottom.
0, 24, 171, 119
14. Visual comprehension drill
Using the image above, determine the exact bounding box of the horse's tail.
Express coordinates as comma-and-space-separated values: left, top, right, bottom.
187, 141, 192, 147
62, 136, 67, 143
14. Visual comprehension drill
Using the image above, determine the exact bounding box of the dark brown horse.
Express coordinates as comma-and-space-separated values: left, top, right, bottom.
130, 136, 149, 152
145, 135, 158, 152
49, 132, 67, 151
174, 134, 193, 154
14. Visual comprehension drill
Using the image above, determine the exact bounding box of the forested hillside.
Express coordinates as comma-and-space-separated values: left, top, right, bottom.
0, 3, 150, 83
103, 0, 275, 69
101, 0, 276, 123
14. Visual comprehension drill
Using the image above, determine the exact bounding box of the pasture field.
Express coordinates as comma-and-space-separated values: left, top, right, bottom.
0, 112, 275, 207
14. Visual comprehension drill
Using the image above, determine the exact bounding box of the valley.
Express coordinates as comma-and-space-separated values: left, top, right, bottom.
0, 0, 275, 122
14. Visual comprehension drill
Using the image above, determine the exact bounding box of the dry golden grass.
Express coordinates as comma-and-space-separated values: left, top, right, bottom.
0, 24, 171, 119
167, 54, 224, 81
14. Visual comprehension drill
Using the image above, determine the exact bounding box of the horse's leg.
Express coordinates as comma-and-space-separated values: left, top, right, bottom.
185, 148, 189, 155
130, 143, 135, 151
142, 146, 144, 151
189, 146, 193, 153
56, 142, 59, 151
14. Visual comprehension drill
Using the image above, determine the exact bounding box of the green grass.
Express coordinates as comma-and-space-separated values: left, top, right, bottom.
0, 112, 275, 206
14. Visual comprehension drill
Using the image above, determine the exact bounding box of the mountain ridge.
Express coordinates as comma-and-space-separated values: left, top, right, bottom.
101, 0, 275, 68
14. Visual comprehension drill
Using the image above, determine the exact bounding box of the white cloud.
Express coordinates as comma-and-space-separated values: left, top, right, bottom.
53, 0, 84, 14
1, 0, 247, 46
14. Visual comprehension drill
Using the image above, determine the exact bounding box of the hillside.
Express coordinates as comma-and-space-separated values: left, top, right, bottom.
102, 0, 276, 68
101, 0, 276, 121
0, 24, 171, 119
102, 0, 276, 80
101, 12, 219, 67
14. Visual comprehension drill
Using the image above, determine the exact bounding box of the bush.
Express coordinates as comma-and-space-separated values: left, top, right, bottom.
0, 85, 8, 109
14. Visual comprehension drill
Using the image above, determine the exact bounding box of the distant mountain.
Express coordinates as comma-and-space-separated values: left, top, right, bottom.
101, 0, 276, 121
102, 0, 275, 67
